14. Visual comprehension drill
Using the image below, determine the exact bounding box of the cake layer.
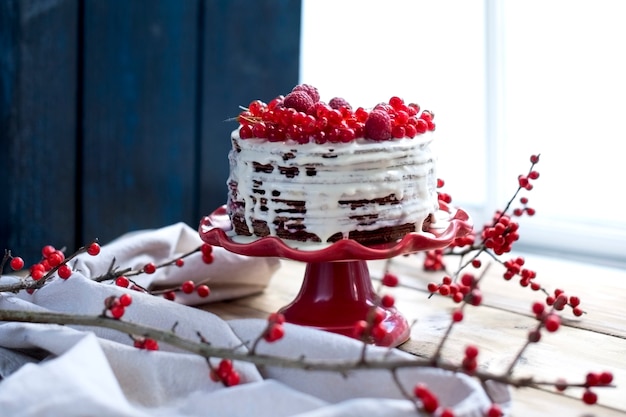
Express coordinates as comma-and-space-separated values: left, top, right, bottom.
226, 130, 438, 244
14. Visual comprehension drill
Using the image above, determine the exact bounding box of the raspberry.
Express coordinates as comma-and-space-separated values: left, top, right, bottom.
291, 84, 320, 102
328, 97, 351, 110
283, 91, 314, 113
364, 110, 392, 140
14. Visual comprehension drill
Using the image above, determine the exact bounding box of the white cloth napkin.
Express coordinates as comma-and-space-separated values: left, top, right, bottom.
0, 223, 508, 416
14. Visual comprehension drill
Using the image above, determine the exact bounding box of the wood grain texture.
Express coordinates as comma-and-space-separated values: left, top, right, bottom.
0, 0, 78, 261
199, 0, 301, 215
202, 255, 626, 416
1, 0, 302, 260
80, 0, 199, 244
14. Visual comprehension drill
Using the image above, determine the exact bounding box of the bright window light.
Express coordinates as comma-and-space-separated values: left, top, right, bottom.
300, 0, 626, 266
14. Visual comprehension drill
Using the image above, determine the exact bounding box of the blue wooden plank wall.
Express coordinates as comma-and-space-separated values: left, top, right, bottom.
0, 0, 301, 262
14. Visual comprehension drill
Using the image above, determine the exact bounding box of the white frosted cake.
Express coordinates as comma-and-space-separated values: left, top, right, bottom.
226, 84, 439, 245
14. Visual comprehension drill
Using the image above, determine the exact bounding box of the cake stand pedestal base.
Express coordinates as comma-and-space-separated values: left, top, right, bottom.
279, 260, 410, 347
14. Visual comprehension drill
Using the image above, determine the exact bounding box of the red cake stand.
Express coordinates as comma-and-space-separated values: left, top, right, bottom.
199, 203, 472, 347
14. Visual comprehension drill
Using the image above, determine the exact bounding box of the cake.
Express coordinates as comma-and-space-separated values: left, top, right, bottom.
226, 84, 439, 245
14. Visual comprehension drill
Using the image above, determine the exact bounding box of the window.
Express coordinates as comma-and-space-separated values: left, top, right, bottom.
300, 0, 626, 266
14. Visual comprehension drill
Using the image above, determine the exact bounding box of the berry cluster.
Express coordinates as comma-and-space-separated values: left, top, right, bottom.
481, 212, 519, 255
413, 383, 454, 416
427, 273, 482, 309
545, 288, 584, 317
263, 312, 286, 343
462, 345, 479, 373
210, 359, 241, 387
237, 84, 435, 144
351, 272, 403, 344
102, 293, 133, 319
6, 242, 101, 284
132, 336, 159, 350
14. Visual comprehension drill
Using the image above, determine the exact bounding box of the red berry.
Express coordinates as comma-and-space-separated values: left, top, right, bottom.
181, 280, 195, 294
201, 243, 213, 256
531, 301, 545, 316
196, 284, 211, 298
381, 272, 399, 287
283, 91, 314, 113
264, 323, 285, 342
268, 312, 286, 324
47, 251, 64, 267
110, 304, 125, 319
471, 259, 481, 268
352, 320, 368, 339
555, 378, 568, 391
440, 409, 455, 417
438, 284, 450, 296
41, 245, 56, 258
486, 404, 503, 417
119, 293, 133, 307
143, 338, 159, 351
364, 110, 392, 141
462, 356, 477, 373
10, 257, 25, 271
252, 122, 267, 138
599, 371, 614, 385
413, 383, 430, 399
381, 294, 395, 308
239, 124, 254, 139
175, 258, 184, 267
225, 371, 241, 387
328, 97, 351, 110
87, 242, 101, 256
202, 253, 214, 264
465, 345, 479, 359
291, 84, 320, 102
391, 125, 405, 138
143, 262, 157, 274
530, 154, 540, 164
569, 296, 581, 307
31, 268, 45, 281
115, 276, 130, 287
582, 389, 598, 405
544, 314, 561, 332
57, 264, 72, 280
452, 309, 464, 322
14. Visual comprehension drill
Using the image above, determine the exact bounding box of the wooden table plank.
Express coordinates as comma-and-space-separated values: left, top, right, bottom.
202, 256, 626, 416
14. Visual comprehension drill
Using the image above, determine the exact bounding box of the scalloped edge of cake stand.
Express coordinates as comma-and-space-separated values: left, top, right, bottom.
198, 202, 472, 262
198, 204, 473, 347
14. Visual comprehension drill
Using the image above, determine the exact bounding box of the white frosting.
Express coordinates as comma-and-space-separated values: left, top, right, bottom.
226, 130, 439, 243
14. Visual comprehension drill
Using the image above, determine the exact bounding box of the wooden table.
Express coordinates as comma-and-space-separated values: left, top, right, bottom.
203, 252, 626, 416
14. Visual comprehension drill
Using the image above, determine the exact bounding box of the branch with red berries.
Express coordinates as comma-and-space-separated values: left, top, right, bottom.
0, 152, 617, 416
0, 241, 215, 301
